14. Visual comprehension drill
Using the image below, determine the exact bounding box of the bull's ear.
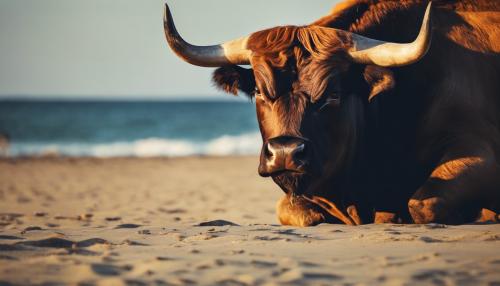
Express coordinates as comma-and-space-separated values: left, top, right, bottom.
363, 65, 395, 102
212, 66, 256, 97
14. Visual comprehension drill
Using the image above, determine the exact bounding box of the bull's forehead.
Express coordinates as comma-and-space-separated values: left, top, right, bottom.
256, 92, 308, 138
251, 47, 344, 105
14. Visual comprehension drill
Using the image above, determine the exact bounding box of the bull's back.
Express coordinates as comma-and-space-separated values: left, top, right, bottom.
444, 10, 500, 53
315, 0, 500, 54
316, 0, 500, 108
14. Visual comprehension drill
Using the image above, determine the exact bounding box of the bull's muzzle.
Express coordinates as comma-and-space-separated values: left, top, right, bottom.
258, 136, 312, 177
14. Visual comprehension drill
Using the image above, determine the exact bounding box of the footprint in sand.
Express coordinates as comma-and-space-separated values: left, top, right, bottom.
419, 236, 444, 243
197, 220, 240, 227
411, 269, 449, 283
303, 272, 343, 280
253, 235, 288, 241
158, 207, 187, 214
76, 238, 110, 247
21, 226, 43, 234
272, 229, 311, 239
114, 223, 142, 229
90, 263, 133, 276
250, 260, 278, 268
16, 237, 74, 248
54, 215, 76, 220
156, 256, 175, 261
299, 261, 321, 268
46, 223, 60, 228
15, 237, 111, 249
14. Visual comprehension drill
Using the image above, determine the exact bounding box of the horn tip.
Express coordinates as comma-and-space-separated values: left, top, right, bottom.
425, 2, 432, 16
422, 1, 433, 33
163, 2, 173, 28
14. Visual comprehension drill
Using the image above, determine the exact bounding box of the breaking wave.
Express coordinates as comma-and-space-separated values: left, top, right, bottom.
7, 133, 262, 158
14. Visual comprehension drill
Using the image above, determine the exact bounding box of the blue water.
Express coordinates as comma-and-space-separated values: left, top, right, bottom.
0, 100, 262, 157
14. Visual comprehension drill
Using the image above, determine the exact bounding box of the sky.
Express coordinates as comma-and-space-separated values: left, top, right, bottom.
0, 0, 339, 100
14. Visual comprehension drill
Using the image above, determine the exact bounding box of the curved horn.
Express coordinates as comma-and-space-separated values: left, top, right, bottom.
163, 3, 251, 67
347, 2, 433, 67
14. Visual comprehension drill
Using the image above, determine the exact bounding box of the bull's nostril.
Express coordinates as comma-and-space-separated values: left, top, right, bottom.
293, 143, 307, 159
264, 143, 273, 158
295, 143, 306, 154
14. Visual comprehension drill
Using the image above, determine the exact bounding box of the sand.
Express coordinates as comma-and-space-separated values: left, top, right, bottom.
0, 157, 499, 286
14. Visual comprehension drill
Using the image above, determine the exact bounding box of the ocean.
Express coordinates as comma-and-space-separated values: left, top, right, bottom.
0, 100, 262, 157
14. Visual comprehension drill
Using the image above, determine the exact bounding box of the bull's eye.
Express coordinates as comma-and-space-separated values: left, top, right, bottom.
319, 97, 340, 111
253, 86, 261, 95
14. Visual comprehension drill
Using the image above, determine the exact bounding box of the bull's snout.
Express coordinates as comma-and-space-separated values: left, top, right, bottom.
258, 136, 311, 177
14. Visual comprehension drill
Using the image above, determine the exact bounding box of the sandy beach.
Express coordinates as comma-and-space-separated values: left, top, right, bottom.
0, 156, 499, 285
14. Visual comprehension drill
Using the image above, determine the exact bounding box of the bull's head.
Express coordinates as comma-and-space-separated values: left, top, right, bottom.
163, 3, 432, 198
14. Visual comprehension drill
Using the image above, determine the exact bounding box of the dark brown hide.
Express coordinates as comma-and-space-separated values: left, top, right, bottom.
210, 0, 500, 225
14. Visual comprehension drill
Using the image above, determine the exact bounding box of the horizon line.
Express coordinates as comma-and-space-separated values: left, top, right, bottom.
0, 95, 250, 102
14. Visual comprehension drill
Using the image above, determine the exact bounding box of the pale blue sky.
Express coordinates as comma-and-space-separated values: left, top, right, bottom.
0, 1, 338, 99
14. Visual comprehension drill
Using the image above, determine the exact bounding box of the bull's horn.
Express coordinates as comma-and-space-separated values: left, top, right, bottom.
163, 3, 251, 67
347, 2, 433, 67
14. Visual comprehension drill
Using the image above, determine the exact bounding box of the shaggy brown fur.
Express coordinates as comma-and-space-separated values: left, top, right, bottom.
212, 0, 500, 225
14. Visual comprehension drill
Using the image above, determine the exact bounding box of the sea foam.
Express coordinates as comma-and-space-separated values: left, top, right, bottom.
7, 132, 262, 158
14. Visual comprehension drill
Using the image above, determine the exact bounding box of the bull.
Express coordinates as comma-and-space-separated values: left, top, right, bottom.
163, 0, 500, 225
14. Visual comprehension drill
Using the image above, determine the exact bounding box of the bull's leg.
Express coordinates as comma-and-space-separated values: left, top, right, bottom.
476, 208, 499, 223
408, 150, 499, 224
374, 211, 401, 224
305, 196, 358, 225
276, 195, 327, 227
